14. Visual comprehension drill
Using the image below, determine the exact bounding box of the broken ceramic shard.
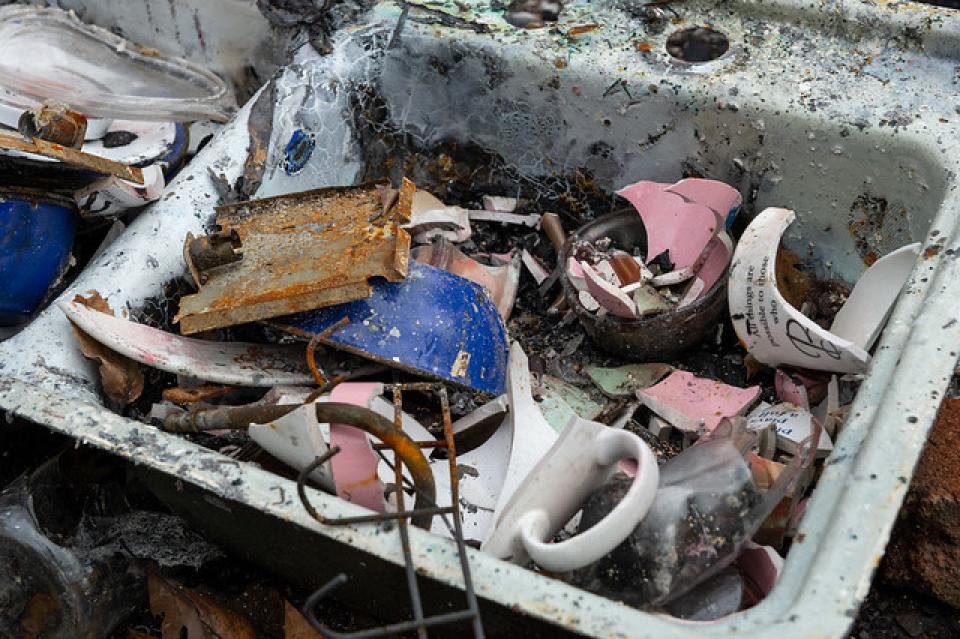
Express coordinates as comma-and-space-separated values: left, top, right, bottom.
616, 177, 740, 274
482, 416, 659, 572
447, 343, 559, 542
328, 383, 388, 513
414, 238, 521, 321
271, 261, 509, 396
406, 189, 471, 243
482, 195, 518, 212
828, 242, 920, 351
73, 164, 165, 218
679, 231, 733, 306
581, 261, 638, 318
176, 180, 414, 335
585, 363, 673, 398
536, 375, 605, 432
59, 300, 314, 386
747, 402, 832, 457
728, 207, 872, 373
636, 370, 760, 434
521, 249, 550, 285
248, 401, 335, 491
0, 6, 234, 122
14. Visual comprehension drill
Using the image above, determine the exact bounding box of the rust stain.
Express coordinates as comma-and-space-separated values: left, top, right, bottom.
635, 41, 652, 53
0, 130, 143, 183
566, 23, 601, 36
923, 245, 941, 259
175, 179, 415, 334
863, 251, 879, 266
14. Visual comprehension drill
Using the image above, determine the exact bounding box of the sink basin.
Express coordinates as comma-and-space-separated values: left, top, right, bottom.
2, 0, 960, 636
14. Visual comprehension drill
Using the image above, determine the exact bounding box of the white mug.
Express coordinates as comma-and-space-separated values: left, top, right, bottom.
482, 416, 658, 572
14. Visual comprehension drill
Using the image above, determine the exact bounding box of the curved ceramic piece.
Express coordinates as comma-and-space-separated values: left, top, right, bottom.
581, 261, 638, 318
415, 238, 521, 321
0, 6, 234, 121
482, 417, 659, 572
249, 399, 335, 491
828, 242, 920, 351
329, 383, 387, 513
728, 207, 871, 373
58, 300, 314, 386
274, 262, 509, 395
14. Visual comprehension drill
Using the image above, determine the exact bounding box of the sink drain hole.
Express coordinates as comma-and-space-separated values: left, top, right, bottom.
666, 27, 730, 63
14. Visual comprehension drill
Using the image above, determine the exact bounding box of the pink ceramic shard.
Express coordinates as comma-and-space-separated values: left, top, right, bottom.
667, 178, 742, 224
581, 261, 638, 318
328, 382, 387, 513
625, 189, 717, 271
775, 370, 810, 409
616, 180, 672, 211
415, 239, 521, 321
679, 231, 733, 307
566, 257, 587, 292
636, 370, 761, 434
521, 249, 550, 285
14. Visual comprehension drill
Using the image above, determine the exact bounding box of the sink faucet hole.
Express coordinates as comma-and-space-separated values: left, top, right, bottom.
666, 27, 730, 62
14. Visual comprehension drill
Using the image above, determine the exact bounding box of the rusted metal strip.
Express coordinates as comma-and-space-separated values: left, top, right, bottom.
0, 130, 144, 183
175, 179, 415, 334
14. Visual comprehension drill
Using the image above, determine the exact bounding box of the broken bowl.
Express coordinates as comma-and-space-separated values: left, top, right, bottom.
561, 210, 728, 360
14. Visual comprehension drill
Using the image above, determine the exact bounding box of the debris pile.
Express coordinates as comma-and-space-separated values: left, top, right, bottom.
0, 4, 933, 635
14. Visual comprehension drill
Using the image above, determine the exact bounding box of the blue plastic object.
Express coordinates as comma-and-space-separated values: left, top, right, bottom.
0, 193, 76, 325
274, 262, 509, 395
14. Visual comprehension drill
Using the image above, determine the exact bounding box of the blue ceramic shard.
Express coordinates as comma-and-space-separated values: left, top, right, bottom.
273, 262, 509, 395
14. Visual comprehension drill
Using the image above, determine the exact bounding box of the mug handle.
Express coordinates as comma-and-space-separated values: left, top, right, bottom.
518, 428, 659, 573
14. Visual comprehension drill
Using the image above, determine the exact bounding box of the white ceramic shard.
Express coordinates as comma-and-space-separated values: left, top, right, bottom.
829, 242, 920, 351
728, 208, 871, 374
746, 402, 833, 457
74, 164, 165, 218
249, 401, 335, 491
482, 195, 519, 212
58, 300, 314, 386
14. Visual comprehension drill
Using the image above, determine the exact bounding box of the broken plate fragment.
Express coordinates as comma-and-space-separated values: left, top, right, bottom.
328, 383, 388, 513
58, 300, 314, 386
728, 207, 871, 374
637, 370, 760, 434
272, 262, 508, 396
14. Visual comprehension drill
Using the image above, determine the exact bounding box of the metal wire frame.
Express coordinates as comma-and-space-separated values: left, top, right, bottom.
296, 382, 484, 638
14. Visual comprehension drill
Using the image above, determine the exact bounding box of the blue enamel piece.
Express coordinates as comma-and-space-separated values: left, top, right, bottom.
0, 194, 76, 325
274, 262, 509, 395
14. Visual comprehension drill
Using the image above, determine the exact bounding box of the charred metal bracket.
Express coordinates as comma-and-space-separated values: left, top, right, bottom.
174, 178, 415, 334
